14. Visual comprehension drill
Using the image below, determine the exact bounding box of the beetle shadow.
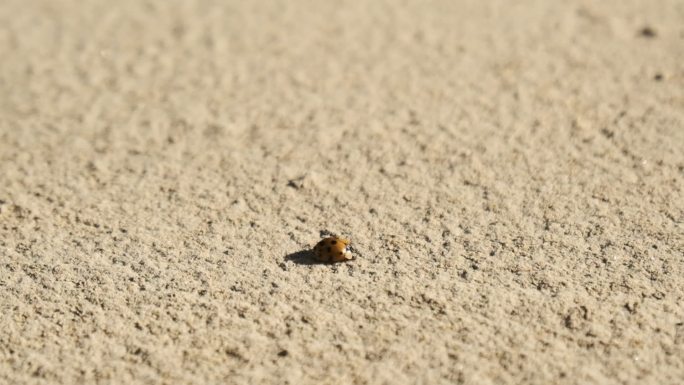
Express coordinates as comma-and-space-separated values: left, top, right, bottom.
284, 249, 322, 265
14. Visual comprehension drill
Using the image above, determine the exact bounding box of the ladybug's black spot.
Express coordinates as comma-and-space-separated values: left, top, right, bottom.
326, 246, 332, 252
338, 251, 343, 256
331, 240, 337, 245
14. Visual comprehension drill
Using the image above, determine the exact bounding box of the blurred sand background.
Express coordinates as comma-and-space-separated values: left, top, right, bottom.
1, 0, 683, 384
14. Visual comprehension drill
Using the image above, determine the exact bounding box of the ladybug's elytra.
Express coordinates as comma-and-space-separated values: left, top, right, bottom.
313, 236, 352, 262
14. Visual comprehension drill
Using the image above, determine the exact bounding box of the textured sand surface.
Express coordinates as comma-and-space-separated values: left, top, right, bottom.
1, 1, 683, 384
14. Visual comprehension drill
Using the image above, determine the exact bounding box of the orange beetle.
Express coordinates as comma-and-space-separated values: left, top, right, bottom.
313, 236, 353, 262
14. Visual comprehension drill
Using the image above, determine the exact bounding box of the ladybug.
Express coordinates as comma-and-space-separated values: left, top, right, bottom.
313, 236, 353, 262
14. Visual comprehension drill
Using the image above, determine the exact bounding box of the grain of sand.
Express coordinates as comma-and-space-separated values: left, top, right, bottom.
1, 1, 683, 384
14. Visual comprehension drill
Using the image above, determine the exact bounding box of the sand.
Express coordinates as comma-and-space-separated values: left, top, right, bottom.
1, 0, 683, 384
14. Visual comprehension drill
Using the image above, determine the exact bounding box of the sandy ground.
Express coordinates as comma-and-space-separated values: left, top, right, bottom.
1, 0, 683, 384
